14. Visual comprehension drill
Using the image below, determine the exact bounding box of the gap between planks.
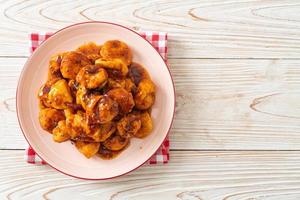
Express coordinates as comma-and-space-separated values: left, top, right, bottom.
2, 56, 300, 60
1, 149, 300, 152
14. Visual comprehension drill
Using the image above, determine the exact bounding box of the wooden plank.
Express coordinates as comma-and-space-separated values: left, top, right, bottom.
0, 58, 24, 149
1, 57, 300, 150
172, 58, 300, 150
0, 0, 300, 58
1, 150, 300, 199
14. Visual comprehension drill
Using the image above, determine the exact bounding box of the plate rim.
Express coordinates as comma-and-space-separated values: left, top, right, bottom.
16, 21, 176, 180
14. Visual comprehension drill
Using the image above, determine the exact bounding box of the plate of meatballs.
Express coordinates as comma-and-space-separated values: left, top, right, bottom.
17, 22, 175, 179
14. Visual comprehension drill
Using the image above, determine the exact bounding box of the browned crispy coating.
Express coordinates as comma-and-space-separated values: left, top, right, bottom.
134, 79, 155, 110
38, 40, 155, 159
76, 42, 102, 62
76, 65, 108, 89
103, 134, 129, 151
107, 88, 135, 114
117, 114, 141, 138
39, 108, 65, 132
60, 51, 91, 79
100, 40, 132, 65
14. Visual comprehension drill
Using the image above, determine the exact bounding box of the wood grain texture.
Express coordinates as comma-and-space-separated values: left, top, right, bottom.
1, 1, 300, 198
172, 58, 300, 150
2, 58, 300, 150
0, 150, 300, 200
0, 0, 300, 58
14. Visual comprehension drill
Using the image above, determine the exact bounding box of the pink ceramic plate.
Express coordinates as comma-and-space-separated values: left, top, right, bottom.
16, 22, 175, 180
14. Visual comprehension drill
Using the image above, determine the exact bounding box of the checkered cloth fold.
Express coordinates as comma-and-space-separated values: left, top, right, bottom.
25, 31, 169, 165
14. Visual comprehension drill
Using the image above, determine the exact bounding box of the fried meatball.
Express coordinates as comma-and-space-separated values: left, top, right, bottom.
38, 83, 52, 108
39, 108, 65, 132
117, 114, 141, 138
89, 122, 116, 142
87, 95, 119, 124
134, 79, 155, 110
107, 88, 135, 114
105, 78, 136, 93
128, 62, 150, 85
48, 79, 73, 109
75, 141, 100, 158
103, 134, 129, 151
95, 58, 128, 77
65, 110, 90, 139
52, 120, 71, 142
76, 42, 101, 62
60, 51, 91, 79
134, 112, 153, 138
100, 40, 132, 65
75, 85, 101, 112
98, 145, 122, 160
76, 65, 108, 89
48, 53, 64, 82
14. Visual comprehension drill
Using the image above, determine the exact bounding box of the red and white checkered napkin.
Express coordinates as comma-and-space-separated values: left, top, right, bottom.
25, 31, 169, 165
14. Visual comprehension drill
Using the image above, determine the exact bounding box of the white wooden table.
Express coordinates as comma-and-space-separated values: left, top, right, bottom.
1, 1, 300, 199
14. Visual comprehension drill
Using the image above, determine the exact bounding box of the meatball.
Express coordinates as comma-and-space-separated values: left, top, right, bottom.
76, 42, 102, 62
100, 40, 132, 65
76, 65, 108, 89
90, 122, 116, 142
87, 95, 119, 124
128, 62, 150, 85
48, 53, 64, 82
52, 120, 71, 143
65, 110, 90, 139
134, 79, 155, 110
107, 88, 135, 114
105, 78, 136, 93
75, 85, 101, 112
75, 141, 100, 158
48, 79, 73, 109
117, 114, 141, 138
39, 108, 65, 132
60, 51, 91, 79
134, 112, 153, 138
103, 134, 129, 151
38, 83, 52, 108
98, 145, 122, 160
95, 58, 128, 78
